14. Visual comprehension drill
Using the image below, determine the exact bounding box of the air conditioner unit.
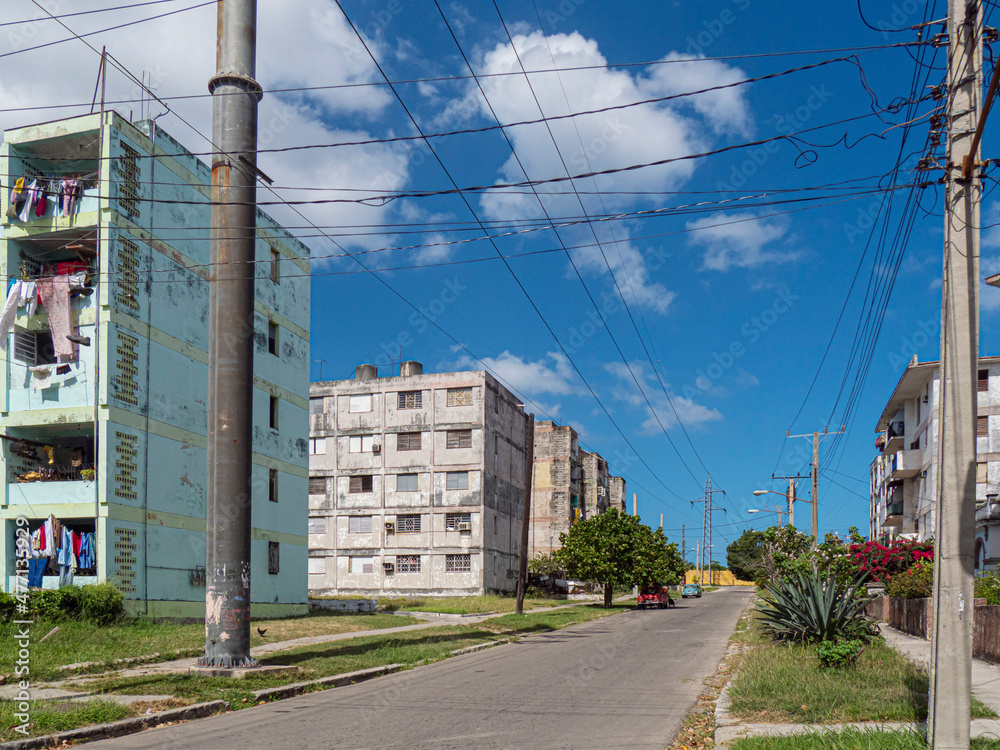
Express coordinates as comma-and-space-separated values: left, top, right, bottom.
457, 521, 472, 532
383, 560, 395, 573
597, 486, 606, 496
372, 444, 381, 453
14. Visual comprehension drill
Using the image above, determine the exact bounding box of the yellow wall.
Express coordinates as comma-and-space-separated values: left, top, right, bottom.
685, 569, 755, 586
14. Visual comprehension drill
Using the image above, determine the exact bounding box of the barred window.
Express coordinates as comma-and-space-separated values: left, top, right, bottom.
445, 513, 472, 531
397, 514, 421, 533
349, 475, 373, 494
397, 390, 422, 409
447, 387, 472, 406
397, 554, 421, 573
397, 432, 422, 451
446, 554, 471, 572
267, 321, 278, 355
396, 473, 419, 492
348, 515, 373, 533
446, 471, 470, 490
446, 430, 472, 449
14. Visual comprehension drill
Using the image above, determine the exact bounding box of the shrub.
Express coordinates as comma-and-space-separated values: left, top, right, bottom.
757, 569, 878, 643
849, 538, 933, 583
13, 584, 127, 624
976, 570, 1000, 605
885, 559, 933, 599
816, 639, 866, 670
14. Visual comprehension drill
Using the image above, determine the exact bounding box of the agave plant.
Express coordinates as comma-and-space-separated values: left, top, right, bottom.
756, 568, 877, 643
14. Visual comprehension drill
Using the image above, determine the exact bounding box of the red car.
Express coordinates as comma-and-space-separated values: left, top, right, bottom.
637, 585, 672, 609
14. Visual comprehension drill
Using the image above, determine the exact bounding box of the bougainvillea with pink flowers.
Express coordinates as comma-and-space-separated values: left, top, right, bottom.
848, 538, 934, 582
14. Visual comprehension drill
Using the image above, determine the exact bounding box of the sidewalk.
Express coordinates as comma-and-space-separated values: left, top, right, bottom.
714, 623, 1000, 746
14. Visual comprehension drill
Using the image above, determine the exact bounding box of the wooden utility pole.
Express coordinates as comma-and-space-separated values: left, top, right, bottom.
929, 1, 981, 745
515, 413, 535, 615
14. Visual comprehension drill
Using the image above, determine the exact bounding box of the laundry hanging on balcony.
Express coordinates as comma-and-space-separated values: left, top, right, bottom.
0, 280, 37, 348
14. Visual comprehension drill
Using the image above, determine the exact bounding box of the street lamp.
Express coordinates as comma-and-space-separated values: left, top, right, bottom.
753, 486, 813, 536
748, 507, 785, 528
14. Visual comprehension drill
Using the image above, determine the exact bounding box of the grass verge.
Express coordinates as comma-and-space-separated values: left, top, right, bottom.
0, 612, 418, 680
730, 728, 1000, 750
728, 619, 996, 723
0, 699, 134, 743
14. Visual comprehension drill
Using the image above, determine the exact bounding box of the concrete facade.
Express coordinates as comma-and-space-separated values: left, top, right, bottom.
528, 421, 626, 557
308, 363, 530, 596
869, 355, 1000, 572
0, 113, 310, 617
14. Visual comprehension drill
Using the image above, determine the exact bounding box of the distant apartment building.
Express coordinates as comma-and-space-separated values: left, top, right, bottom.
528, 420, 625, 557
869, 355, 1000, 572
307, 362, 530, 595
0, 113, 310, 617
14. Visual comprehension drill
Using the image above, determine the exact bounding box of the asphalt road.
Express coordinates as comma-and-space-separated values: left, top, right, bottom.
93, 587, 754, 750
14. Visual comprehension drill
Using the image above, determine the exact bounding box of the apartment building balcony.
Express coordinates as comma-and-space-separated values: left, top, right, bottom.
2, 430, 95, 509
888, 449, 921, 479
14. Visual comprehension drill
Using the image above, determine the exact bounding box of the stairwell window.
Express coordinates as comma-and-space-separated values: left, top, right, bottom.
268, 468, 278, 502
268, 321, 278, 355
270, 248, 281, 283
269, 396, 279, 430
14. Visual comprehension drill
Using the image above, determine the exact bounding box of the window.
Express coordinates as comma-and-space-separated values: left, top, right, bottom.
980, 369, 990, 392
308, 518, 326, 534
446, 554, 471, 572
269, 395, 279, 430
397, 390, 422, 409
447, 387, 472, 406
978, 461, 988, 484
397, 555, 421, 573
270, 247, 280, 283
445, 512, 471, 531
268, 541, 279, 574
310, 398, 324, 416
397, 432, 422, 451
309, 438, 326, 455
268, 468, 278, 503
349, 556, 374, 574
397, 514, 421, 533
308, 557, 325, 575
13, 328, 56, 366
349, 475, 373, 493
267, 321, 278, 355
349, 394, 372, 413
446, 471, 470, 490
309, 477, 326, 495
349, 435, 375, 453
348, 515, 373, 533
446, 430, 472, 449
979, 416, 989, 437
396, 473, 419, 492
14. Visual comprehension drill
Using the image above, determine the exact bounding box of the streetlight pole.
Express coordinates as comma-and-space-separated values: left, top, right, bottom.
748, 506, 786, 528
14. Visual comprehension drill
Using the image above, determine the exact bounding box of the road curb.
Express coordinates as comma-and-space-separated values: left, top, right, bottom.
450, 639, 513, 656
0, 700, 229, 750
252, 664, 405, 702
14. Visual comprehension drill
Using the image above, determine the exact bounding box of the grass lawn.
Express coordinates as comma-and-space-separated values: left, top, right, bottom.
375, 594, 555, 614
731, 729, 1000, 750
728, 623, 996, 723
0, 612, 418, 680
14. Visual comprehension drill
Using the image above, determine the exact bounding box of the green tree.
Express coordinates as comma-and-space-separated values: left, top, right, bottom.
556, 509, 683, 607
726, 529, 766, 582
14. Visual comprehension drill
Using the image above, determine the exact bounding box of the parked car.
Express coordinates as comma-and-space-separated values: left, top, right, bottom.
682, 583, 702, 598
637, 585, 671, 609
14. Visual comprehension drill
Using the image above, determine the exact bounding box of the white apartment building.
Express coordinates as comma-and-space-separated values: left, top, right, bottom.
869, 355, 1000, 571
308, 362, 530, 595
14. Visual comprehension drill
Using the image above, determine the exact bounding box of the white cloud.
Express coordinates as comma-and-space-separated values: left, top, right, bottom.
450, 350, 583, 397
605, 361, 722, 435
686, 212, 799, 272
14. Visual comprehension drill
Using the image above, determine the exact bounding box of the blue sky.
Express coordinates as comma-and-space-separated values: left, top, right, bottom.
4, 0, 991, 559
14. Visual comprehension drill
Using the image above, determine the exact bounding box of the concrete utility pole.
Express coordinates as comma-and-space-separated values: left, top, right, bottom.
787, 428, 843, 548
787, 479, 795, 528
633, 492, 637, 516
929, 0, 982, 744
200, 0, 263, 668
516, 413, 535, 615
